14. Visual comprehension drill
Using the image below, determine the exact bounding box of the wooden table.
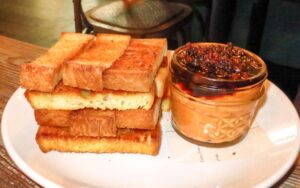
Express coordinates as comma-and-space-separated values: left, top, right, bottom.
0, 35, 299, 187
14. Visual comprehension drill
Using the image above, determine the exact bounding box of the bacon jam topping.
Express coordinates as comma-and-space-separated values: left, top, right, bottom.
171, 43, 267, 98
176, 43, 262, 80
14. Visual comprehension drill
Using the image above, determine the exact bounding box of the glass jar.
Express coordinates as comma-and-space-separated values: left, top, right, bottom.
170, 43, 267, 145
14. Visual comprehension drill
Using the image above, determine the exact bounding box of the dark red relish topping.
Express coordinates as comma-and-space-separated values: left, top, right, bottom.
176, 43, 262, 80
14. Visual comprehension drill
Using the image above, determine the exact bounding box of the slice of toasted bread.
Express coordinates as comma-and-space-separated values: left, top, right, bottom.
35, 98, 161, 130
25, 58, 169, 111
36, 123, 161, 155
20, 33, 94, 92
25, 82, 155, 110
63, 34, 131, 91
102, 38, 167, 92
35, 109, 116, 137
159, 51, 172, 111
155, 51, 173, 98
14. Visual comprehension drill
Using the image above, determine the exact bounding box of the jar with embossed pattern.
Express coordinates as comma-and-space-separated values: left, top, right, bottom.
170, 42, 267, 145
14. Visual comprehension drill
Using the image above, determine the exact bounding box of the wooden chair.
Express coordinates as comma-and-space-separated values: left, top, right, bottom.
72, 0, 193, 47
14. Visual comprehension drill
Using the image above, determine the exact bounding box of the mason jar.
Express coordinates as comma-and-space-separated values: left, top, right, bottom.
170, 43, 267, 145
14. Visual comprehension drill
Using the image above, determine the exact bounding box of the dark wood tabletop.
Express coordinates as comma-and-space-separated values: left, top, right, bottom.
0, 35, 299, 187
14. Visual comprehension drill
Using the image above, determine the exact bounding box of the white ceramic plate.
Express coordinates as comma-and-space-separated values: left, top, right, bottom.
2, 81, 300, 188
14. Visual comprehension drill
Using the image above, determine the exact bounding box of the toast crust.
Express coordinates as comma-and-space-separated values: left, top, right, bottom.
35, 109, 71, 127
69, 110, 116, 137
62, 63, 103, 91
155, 51, 173, 98
36, 123, 161, 155
159, 51, 172, 111
116, 98, 161, 129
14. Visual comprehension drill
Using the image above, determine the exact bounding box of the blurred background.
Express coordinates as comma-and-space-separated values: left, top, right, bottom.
0, 0, 299, 101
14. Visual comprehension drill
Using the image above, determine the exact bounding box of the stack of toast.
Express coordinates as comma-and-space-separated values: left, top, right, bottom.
20, 33, 170, 155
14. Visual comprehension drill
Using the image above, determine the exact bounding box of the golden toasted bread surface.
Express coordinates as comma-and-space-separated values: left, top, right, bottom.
36, 123, 161, 155
20, 33, 94, 92
63, 34, 131, 91
155, 51, 173, 98
35, 109, 71, 127
116, 98, 161, 129
69, 109, 116, 137
25, 82, 155, 110
35, 98, 161, 130
103, 38, 167, 92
